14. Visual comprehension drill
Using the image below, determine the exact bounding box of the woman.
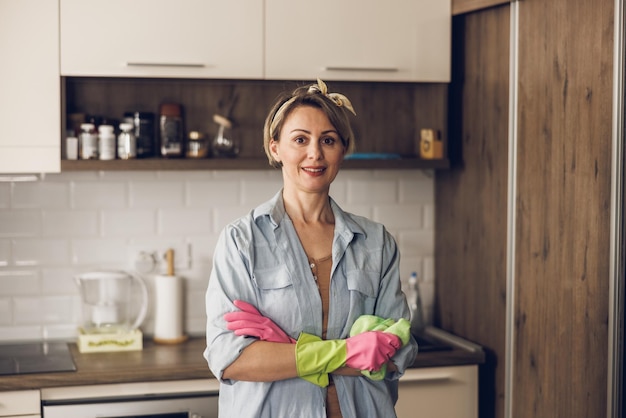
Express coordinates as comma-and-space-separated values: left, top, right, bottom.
204, 79, 418, 417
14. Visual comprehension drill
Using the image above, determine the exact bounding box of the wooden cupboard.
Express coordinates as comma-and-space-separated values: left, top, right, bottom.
437, 1, 616, 417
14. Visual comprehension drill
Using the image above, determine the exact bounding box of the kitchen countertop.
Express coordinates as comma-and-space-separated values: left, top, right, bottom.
0, 328, 485, 391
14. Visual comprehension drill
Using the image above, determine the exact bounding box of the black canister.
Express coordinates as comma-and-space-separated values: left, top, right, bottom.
124, 111, 156, 158
159, 103, 184, 158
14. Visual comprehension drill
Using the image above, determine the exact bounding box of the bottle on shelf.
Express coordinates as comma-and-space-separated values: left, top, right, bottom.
118, 122, 137, 160
98, 124, 116, 160
79, 123, 99, 160
407, 271, 425, 335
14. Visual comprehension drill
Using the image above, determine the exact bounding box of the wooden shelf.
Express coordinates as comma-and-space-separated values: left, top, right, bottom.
61, 157, 450, 171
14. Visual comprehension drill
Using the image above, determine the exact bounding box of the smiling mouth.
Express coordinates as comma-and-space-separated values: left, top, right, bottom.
302, 167, 325, 173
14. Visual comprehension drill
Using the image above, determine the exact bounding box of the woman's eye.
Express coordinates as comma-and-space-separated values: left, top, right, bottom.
322, 137, 337, 145
294, 136, 306, 144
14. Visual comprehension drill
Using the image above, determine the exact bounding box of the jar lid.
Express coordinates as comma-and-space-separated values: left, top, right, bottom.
80, 123, 95, 130
188, 131, 205, 140
119, 122, 134, 131
98, 125, 114, 133
160, 103, 181, 117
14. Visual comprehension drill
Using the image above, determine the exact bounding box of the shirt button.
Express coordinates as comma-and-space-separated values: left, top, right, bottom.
310, 263, 315, 268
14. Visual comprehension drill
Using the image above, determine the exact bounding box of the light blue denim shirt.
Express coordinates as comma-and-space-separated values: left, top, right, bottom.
204, 190, 418, 418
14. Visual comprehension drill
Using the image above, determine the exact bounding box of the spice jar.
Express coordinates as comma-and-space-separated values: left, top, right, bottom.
79, 123, 99, 160
118, 122, 137, 159
186, 131, 209, 158
159, 103, 184, 158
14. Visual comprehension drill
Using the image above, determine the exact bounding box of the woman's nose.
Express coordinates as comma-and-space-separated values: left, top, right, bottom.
307, 142, 323, 159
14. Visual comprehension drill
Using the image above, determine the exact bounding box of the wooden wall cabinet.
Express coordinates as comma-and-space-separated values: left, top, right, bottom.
0, 0, 60, 174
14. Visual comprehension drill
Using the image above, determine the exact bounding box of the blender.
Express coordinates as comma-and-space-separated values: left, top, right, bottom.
75, 270, 148, 353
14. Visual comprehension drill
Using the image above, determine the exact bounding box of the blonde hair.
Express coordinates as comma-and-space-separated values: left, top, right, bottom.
263, 80, 356, 168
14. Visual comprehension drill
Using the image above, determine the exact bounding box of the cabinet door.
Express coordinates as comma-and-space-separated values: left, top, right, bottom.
0, 390, 41, 417
396, 365, 478, 418
60, 0, 263, 79
266, 0, 450, 82
0, 0, 60, 174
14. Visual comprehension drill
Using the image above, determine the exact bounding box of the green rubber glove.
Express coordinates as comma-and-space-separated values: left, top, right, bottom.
295, 332, 347, 387
349, 315, 411, 381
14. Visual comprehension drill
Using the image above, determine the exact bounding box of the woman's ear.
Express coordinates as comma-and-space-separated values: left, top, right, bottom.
270, 140, 280, 162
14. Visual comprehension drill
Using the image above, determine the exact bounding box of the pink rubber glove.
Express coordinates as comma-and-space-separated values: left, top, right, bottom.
345, 331, 402, 372
224, 300, 296, 344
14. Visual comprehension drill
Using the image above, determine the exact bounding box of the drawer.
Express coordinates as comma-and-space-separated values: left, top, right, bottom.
0, 390, 41, 416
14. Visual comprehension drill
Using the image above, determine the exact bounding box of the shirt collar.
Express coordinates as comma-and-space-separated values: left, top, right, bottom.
253, 189, 366, 238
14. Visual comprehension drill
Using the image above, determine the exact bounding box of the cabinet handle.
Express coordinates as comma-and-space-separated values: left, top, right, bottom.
126, 62, 207, 68
0, 174, 42, 182
400, 369, 452, 383
323, 66, 399, 72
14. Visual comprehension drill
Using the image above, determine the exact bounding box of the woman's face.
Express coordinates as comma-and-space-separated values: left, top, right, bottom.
270, 105, 346, 194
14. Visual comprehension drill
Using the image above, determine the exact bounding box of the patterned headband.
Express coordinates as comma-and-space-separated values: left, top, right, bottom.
308, 78, 357, 116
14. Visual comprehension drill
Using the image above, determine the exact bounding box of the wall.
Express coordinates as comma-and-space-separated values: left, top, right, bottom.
0, 169, 435, 342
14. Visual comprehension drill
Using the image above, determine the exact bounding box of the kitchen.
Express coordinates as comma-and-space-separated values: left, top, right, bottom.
0, 1, 624, 418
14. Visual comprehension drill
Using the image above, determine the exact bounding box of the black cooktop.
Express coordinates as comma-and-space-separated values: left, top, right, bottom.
0, 341, 76, 376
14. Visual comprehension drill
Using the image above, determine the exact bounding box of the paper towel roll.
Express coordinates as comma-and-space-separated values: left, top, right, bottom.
153, 274, 187, 344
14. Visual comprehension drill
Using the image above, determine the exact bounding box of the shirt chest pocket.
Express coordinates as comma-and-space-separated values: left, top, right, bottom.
346, 270, 378, 313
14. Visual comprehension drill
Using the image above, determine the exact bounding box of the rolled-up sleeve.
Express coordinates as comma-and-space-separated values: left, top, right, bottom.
204, 224, 258, 383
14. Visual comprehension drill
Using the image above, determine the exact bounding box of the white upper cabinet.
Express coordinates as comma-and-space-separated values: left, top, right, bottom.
0, 0, 60, 174
265, 0, 451, 82
60, 0, 263, 79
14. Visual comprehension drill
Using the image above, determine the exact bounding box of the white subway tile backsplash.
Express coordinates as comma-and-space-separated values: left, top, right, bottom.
373, 205, 423, 229
13, 297, 42, 325
0, 240, 9, 266
71, 238, 127, 266
0, 298, 11, 325
398, 230, 434, 256
0, 210, 41, 237
0, 169, 436, 342
41, 268, 81, 295
347, 179, 397, 204
187, 181, 240, 208
12, 182, 70, 209
0, 270, 40, 295
73, 182, 127, 209
0, 326, 42, 341
13, 239, 70, 266
42, 210, 99, 237
102, 210, 156, 237
240, 180, 284, 207
159, 209, 212, 235
130, 181, 185, 209
0, 184, 10, 209
41, 295, 75, 324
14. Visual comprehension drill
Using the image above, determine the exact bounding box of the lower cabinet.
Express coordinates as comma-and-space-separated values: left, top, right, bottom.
0, 390, 41, 418
396, 365, 478, 418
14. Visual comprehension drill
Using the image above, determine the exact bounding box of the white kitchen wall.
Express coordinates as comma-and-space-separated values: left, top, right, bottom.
0, 169, 435, 342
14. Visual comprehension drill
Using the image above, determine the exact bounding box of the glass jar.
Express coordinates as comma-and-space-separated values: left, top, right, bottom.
118, 123, 137, 159
159, 103, 184, 158
98, 124, 116, 160
124, 111, 155, 158
79, 123, 99, 160
186, 131, 209, 158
